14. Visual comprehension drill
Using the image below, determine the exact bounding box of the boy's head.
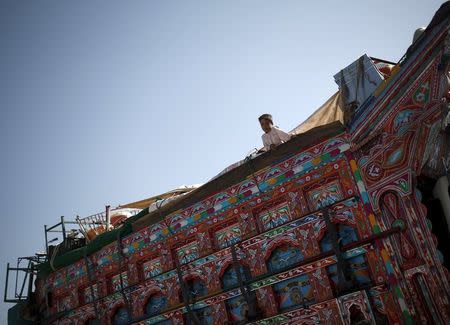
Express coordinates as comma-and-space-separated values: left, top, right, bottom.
259, 114, 273, 133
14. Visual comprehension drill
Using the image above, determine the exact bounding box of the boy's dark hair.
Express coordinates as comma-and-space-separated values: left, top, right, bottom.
258, 114, 273, 124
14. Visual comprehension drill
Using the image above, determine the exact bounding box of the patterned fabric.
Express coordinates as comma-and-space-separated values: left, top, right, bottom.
273, 274, 315, 311
267, 245, 303, 273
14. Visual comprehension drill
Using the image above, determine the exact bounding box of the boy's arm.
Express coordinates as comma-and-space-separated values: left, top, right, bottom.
261, 134, 270, 151
275, 128, 292, 143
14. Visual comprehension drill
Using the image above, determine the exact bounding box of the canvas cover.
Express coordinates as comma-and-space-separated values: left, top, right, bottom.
290, 91, 344, 135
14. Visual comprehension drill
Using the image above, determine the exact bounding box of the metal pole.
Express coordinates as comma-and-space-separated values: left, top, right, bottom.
106, 205, 111, 231
230, 244, 258, 320
18, 260, 30, 300
44, 225, 49, 257
60, 216, 66, 244
322, 208, 353, 293
4, 263, 10, 302
14, 260, 19, 299
116, 232, 132, 324
83, 254, 100, 321
27, 263, 34, 300
174, 257, 201, 325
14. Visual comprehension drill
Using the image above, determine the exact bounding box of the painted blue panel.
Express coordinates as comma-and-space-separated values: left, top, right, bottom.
326, 254, 371, 289
347, 254, 371, 285
185, 306, 214, 325
339, 224, 359, 245
113, 307, 129, 325
222, 265, 251, 289
86, 319, 100, 325
319, 224, 358, 253
226, 295, 249, 324
273, 274, 315, 311
145, 294, 167, 316
187, 279, 208, 298
267, 245, 303, 273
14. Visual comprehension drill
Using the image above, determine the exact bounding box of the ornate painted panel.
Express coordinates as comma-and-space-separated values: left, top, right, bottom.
85, 319, 101, 325
307, 180, 344, 210
83, 284, 98, 304
267, 245, 303, 273
347, 254, 372, 285
186, 278, 208, 298
185, 306, 214, 324
258, 202, 291, 231
113, 307, 129, 325
221, 264, 251, 289
145, 294, 168, 316
57, 295, 71, 312
226, 295, 249, 324
215, 223, 242, 249
319, 224, 359, 253
326, 253, 372, 291
143, 258, 163, 279
111, 271, 128, 292
272, 274, 315, 311
177, 241, 200, 265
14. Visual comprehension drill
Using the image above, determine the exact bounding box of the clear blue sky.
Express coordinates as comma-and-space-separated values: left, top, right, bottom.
0, 0, 444, 321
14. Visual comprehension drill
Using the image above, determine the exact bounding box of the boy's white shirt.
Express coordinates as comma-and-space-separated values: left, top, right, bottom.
262, 126, 291, 151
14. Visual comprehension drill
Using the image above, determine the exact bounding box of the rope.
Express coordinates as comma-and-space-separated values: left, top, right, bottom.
82, 253, 101, 321
156, 198, 201, 325
116, 231, 132, 324
322, 208, 354, 295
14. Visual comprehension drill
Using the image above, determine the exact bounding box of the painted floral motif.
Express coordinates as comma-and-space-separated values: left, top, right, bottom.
308, 181, 343, 210
258, 202, 291, 231
111, 271, 128, 292
177, 241, 199, 265
215, 223, 242, 249
57, 295, 71, 312
393, 109, 418, 134
412, 81, 430, 105
143, 258, 162, 279
273, 274, 315, 311
83, 284, 98, 304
